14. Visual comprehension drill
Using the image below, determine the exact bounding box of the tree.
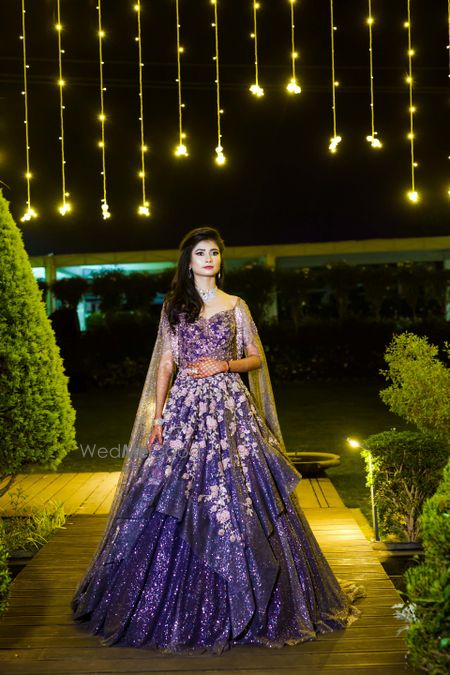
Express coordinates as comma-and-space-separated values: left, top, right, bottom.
380, 332, 450, 436
0, 189, 77, 497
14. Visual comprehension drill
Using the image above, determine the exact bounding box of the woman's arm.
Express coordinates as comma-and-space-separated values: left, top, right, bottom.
225, 342, 262, 374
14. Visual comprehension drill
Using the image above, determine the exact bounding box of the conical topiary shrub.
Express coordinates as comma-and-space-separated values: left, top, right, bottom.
0, 189, 77, 494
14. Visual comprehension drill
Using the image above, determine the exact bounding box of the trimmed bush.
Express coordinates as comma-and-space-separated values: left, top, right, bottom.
362, 431, 449, 542
402, 457, 450, 674
0, 189, 77, 488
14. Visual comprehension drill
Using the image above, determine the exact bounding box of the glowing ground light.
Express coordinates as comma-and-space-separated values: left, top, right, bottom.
249, 1, 264, 97
286, 0, 301, 95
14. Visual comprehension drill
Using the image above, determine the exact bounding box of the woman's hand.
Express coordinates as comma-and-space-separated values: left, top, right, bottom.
186, 356, 227, 378
146, 423, 163, 449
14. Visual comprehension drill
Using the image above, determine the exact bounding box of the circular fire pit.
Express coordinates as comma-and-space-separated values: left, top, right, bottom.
287, 451, 341, 477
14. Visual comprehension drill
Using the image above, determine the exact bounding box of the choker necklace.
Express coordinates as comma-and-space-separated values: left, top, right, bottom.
196, 285, 218, 302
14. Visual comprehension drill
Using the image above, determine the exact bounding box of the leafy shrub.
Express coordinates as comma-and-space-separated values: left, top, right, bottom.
363, 431, 449, 542
399, 457, 450, 674
0, 519, 11, 615
0, 189, 77, 489
2, 486, 66, 553
380, 332, 450, 435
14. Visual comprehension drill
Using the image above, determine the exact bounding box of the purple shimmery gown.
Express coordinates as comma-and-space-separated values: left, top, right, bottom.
71, 302, 362, 654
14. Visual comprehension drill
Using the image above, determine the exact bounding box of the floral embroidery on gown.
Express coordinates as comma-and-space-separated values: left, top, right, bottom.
71, 297, 364, 654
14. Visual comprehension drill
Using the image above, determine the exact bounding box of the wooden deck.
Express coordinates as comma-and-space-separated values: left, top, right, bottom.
0, 474, 416, 673
0, 472, 345, 515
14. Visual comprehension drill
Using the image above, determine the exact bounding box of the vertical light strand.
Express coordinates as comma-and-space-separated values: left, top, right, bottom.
211, 0, 225, 165
55, 1, 71, 215
174, 0, 188, 157
20, 0, 37, 222
447, 1, 450, 78
97, 0, 110, 219
286, 0, 301, 94
405, 1, 419, 202
365, 1, 382, 148
249, 2, 264, 97
328, 0, 341, 152
134, 2, 150, 216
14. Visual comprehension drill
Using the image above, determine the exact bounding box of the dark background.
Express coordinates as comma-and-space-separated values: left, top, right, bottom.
0, 0, 448, 256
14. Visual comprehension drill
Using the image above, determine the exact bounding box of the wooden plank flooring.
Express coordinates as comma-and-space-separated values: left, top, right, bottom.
0, 473, 344, 516
0, 501, 416, 674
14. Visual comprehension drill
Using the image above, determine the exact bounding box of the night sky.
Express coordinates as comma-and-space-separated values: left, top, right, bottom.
1, 1, 449, 257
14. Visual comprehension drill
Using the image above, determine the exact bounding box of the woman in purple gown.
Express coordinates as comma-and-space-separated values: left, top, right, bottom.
71, 226, 363, 654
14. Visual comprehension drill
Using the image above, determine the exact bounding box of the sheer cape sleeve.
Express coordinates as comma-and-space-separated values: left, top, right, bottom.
235, 297, 289, 459
71, 302, 177, 602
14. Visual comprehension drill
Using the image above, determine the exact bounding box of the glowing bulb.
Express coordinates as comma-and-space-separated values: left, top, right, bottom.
99, 113, 106, 121
20, 207, 38, 222
347, 438, 361, 449
58, 79, 65, 86
138, 203, 150, 216
407, 190, 419, 202
367, 17, 374, 25
175, 143, 188, 157
58, 202, 72, 215
286, 78, 301, 94
55, 24, 62, 31
101, 202, 111, 219
98, 30, 105, 38
25, 171, 32, 179
366, 134, 382, 148
249, 83, 264, 97
329, 135, 342, 153
215, 145, 226, 165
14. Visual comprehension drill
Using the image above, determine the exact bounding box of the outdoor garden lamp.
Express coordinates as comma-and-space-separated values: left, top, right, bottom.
346, 437, 380, 541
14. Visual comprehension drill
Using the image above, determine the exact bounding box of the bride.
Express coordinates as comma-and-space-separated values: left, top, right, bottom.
71, 226, 363, 654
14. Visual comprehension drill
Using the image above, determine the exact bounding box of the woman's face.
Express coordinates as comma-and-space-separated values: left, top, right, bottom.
190, 239, 221, 279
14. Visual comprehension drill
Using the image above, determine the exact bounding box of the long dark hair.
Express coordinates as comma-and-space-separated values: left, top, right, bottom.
164, 227, 225, 326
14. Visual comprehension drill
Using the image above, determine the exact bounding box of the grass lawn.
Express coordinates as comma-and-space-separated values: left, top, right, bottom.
29, 378, 410, 524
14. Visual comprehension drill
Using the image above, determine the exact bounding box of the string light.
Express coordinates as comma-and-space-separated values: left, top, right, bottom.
174, 0, 188, 157
365, 1, 382, 149
447, 0, 450, 78
211, 0, 226, 165
405, 2, 419, 203
19, 1, 37, 222
55, 2, 71, 215
286, 0, 301, 94
249, 2, 264, 97
134, 3, 150, 216
96, 1, 110, 219
328, 0, 341, 153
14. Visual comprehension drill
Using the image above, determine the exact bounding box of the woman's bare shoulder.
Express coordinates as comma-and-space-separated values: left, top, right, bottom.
218, 290, 240, 308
